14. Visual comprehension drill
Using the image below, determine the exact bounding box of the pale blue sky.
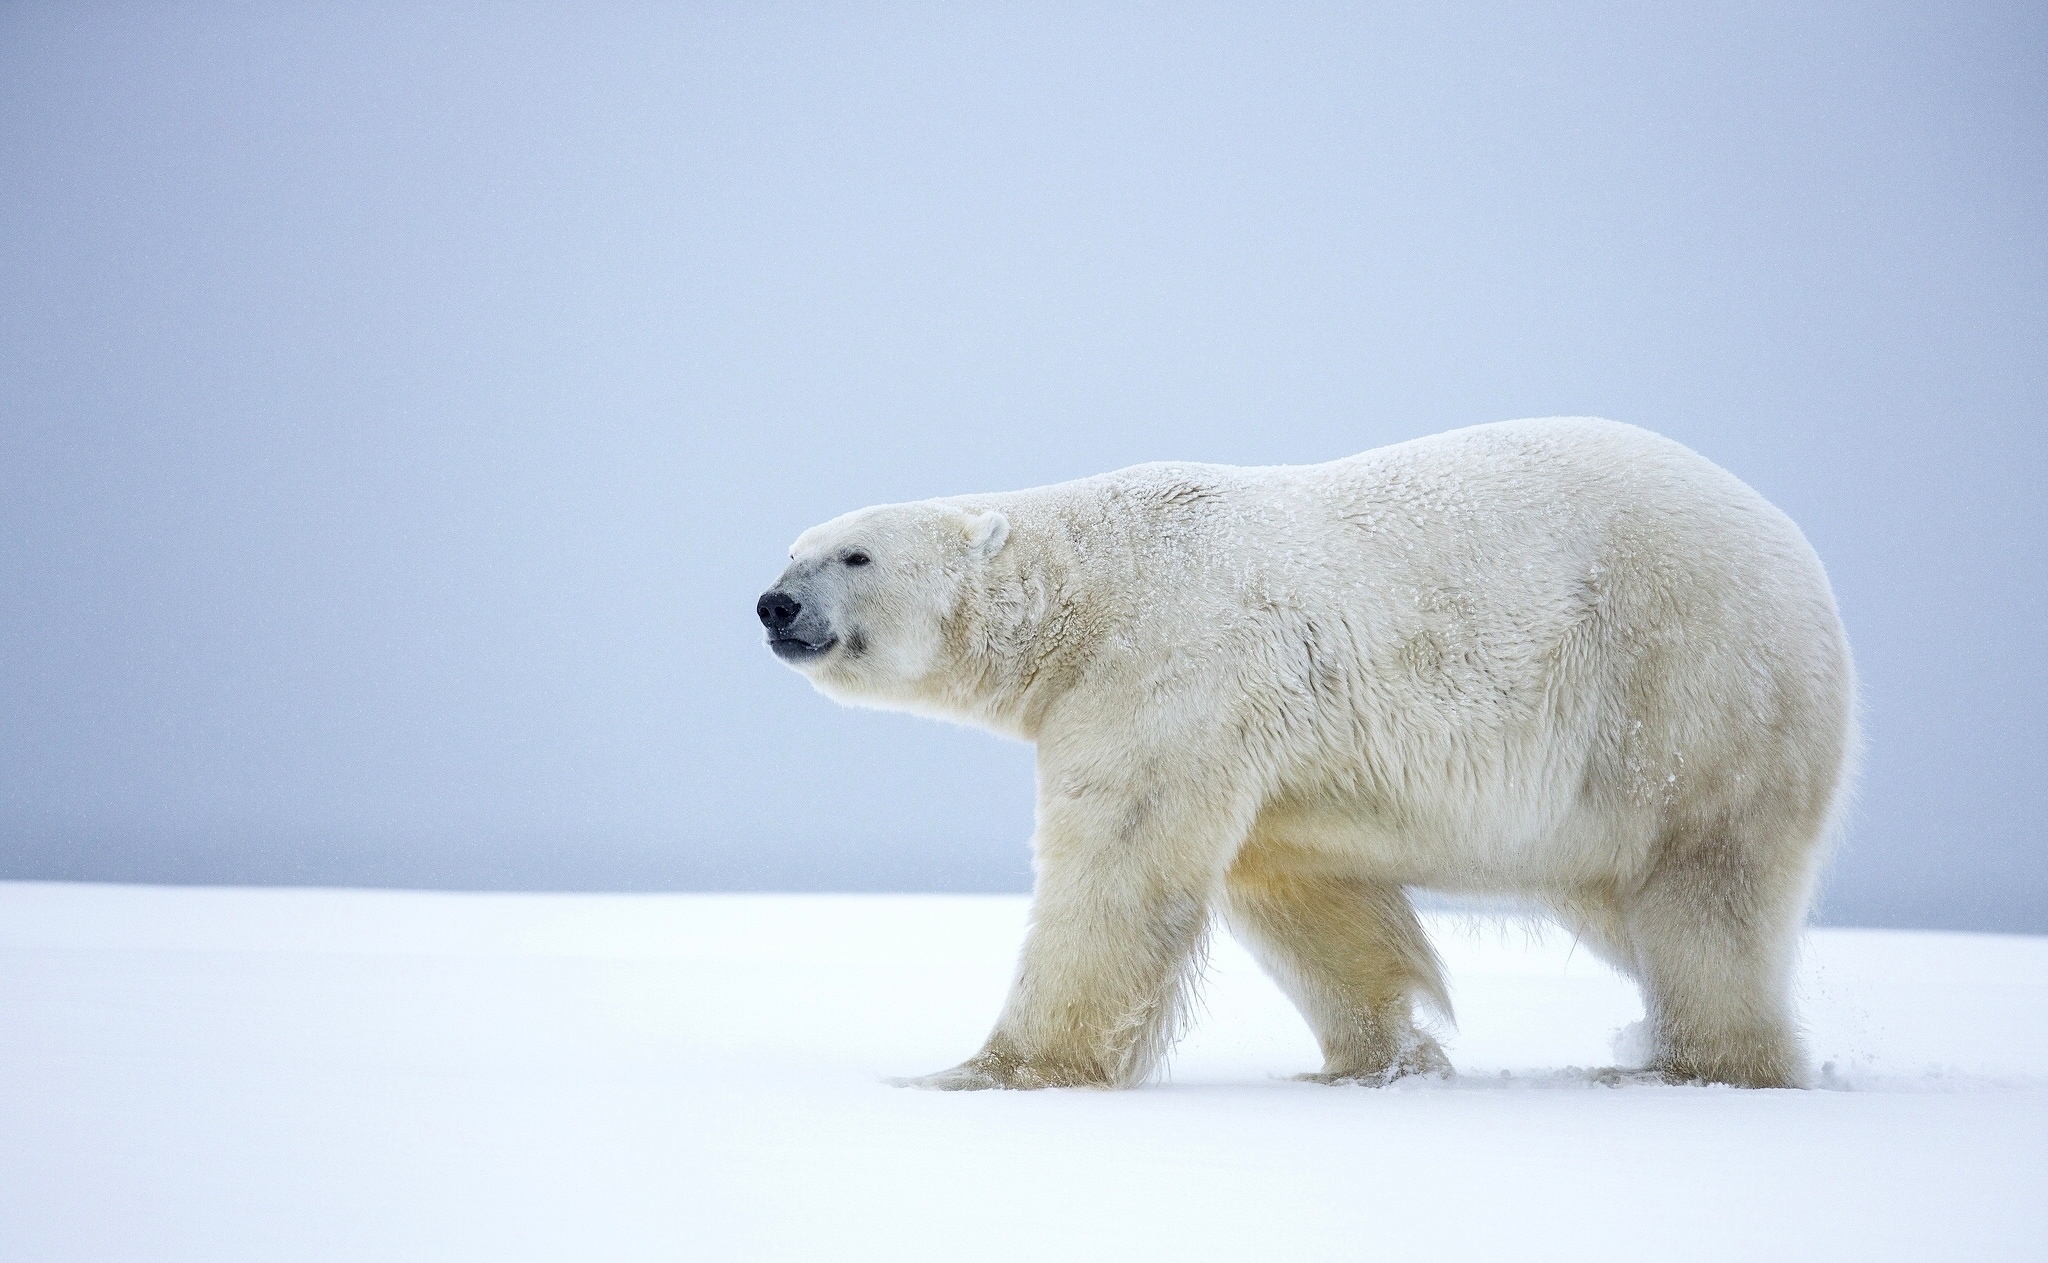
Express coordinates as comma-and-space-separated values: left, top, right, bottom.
2, 3, 2042, 929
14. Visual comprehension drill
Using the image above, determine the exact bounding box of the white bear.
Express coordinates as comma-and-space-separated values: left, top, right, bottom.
757, 418, 1856, 1089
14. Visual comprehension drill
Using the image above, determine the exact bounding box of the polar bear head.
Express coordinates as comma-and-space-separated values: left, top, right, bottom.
756, 501, 1011, 710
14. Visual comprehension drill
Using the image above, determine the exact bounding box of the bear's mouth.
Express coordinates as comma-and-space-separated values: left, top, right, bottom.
768, 634, 837, 663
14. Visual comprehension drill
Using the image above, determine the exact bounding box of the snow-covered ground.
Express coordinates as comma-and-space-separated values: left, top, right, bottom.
2, 883, 2042, 1261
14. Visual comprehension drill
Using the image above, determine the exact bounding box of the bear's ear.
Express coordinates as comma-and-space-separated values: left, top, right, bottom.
965, 510, 1010, 559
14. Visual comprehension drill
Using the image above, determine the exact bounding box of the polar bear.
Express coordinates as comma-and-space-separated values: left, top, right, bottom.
756, 418, 1855, 1090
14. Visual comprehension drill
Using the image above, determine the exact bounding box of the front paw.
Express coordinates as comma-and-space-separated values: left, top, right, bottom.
1586, 1065, 1680, 1087
891, 1047, 1109, 1091
1297, 1033, 1453, 1086
890, 1060, 1012, 1091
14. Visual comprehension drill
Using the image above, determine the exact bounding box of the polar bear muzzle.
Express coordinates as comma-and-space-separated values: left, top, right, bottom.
755, 588, 837, 663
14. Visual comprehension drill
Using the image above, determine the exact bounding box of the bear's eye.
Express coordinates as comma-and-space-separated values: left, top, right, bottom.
843, 551, 871, 567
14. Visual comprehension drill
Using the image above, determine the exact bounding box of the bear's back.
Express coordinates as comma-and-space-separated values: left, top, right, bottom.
1011, 418, 1850, 845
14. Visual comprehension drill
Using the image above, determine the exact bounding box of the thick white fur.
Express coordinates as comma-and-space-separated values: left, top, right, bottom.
764, 418, 1856, 1089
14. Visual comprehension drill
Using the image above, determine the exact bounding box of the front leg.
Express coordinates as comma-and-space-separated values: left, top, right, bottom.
1222, 838, 1453, 1085
906, 766, 1254, 1090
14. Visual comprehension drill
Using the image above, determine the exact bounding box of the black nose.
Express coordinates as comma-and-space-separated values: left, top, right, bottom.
757, 590, 801, 632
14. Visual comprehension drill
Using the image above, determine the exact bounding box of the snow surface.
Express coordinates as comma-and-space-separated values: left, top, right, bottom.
2, 883, 2043, 1262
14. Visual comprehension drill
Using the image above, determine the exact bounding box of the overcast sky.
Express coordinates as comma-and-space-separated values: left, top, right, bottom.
2, 3, 2042, 931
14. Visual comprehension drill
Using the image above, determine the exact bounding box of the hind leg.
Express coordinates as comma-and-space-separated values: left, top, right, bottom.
1623, 825, 1819, 1088
1223, 839, 1451, 1083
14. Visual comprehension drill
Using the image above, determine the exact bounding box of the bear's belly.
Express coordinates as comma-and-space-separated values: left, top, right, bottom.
1247, 786, 1651, 895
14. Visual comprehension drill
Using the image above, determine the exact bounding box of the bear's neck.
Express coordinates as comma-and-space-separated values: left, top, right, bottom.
934, 523, 1102, 741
